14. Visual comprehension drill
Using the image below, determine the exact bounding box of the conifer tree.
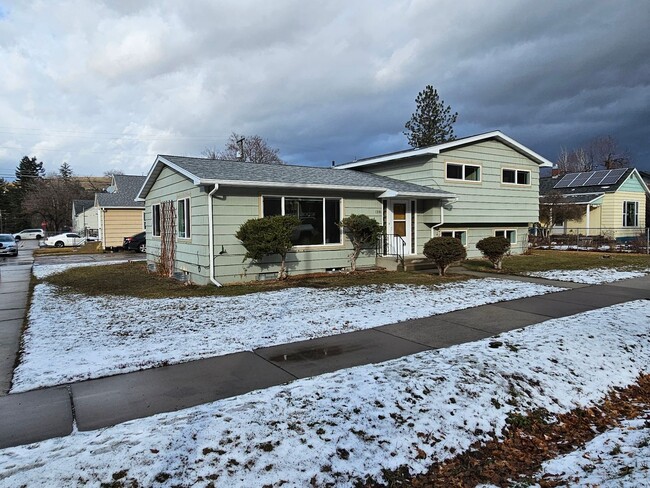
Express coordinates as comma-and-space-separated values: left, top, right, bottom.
404, 85, 458, 147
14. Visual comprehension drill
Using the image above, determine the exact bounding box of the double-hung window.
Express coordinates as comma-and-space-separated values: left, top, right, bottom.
177, 198, 191, 238
446, 162, 481, 182
152, 204, 161, 237
502, 168, 530, 185
262, 196, 342, 246
623, 201, 639, 227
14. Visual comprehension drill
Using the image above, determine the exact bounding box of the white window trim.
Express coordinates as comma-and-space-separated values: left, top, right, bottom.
622, 201, 639, 227
445, 162, 482, 183
501, 167, 531, 186
439, 229, 468, 246
152, 204, 161, 237
177, 197, 191, 239
260, 195, 344, 247
494, 229, 517, 244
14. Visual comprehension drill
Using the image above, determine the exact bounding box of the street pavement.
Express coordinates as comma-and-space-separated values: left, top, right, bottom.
0, 257, 648, 449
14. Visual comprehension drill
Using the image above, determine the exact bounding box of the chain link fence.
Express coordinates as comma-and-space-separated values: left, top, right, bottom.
529, 227, 650, 254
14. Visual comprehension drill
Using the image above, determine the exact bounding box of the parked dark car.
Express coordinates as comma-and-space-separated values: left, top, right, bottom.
123, 231, 146, 252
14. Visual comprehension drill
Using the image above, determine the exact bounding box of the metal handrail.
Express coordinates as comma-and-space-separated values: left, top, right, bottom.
376, 233, 406, 267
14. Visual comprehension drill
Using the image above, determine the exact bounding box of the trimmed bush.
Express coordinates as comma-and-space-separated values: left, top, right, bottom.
235, 215, 301, 280
476, 236, 511, 270
423, 237, 467, 276
340, 214, 383, 271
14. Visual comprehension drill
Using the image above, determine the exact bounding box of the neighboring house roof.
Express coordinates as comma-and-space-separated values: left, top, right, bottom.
96, 175, 146, 208
137, 156, 456, 201
540, 168, 649, 198
334, 130, 554, 169
72, 199, 94, 216
71, 176, 112, 192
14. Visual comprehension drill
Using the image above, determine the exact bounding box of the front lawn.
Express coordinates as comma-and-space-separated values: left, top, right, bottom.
464, 249, 650, 274
40, 261, 463, 298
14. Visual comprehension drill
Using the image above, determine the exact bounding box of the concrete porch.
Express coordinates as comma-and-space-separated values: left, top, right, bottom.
376, 254, 438, 272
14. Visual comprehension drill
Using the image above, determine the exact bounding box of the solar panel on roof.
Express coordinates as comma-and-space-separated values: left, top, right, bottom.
570, 173, 592, 186
599, 168, 627, 185
584, 170, 609, 186
553, 172, 581, 188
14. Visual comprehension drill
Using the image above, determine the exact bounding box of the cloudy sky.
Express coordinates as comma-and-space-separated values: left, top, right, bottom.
0, 0, 648, 178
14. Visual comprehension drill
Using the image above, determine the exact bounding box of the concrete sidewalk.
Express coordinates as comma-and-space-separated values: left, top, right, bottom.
0, 272, 648, 449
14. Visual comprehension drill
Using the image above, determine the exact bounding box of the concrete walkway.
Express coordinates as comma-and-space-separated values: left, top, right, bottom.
0, 268, 648, 449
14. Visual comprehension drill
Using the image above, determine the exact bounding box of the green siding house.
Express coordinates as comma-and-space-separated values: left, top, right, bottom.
336, 131, 552, 257
136, 130, 551, 285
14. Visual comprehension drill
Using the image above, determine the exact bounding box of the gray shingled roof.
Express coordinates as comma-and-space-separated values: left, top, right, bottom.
72, 199, 94, 215
96, 175, 145, 208
138, 155, 454, 199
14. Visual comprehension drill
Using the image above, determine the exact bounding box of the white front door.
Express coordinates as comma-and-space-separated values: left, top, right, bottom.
387, 200, 412, 256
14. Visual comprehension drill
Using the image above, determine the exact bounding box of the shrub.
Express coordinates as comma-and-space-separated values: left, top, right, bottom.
340, 214, 383, 271
235, 215, 301, 280
423, 237, 467, 276
476, 236, 511, 270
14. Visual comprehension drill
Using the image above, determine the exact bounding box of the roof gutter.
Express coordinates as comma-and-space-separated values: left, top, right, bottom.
207, 184, 222, 287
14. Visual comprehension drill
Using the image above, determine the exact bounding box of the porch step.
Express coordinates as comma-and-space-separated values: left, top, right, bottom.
375, 256, 403, 272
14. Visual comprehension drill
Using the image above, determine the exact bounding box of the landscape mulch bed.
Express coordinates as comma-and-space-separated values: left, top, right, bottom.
359, 374, 650, 487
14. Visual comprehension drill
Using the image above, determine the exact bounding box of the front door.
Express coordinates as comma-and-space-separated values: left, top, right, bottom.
387, 200, 411, 256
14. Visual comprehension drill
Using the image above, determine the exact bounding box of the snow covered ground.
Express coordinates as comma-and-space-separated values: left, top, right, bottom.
32, 260, 131, 279
526, 267, 650, 284
1, 301, 648, 487
13, 276, 564, 392
533, 412, 650, 486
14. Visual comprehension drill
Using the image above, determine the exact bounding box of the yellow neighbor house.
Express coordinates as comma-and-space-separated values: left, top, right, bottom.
95, 175, 146, 249
540, 168, 649, 240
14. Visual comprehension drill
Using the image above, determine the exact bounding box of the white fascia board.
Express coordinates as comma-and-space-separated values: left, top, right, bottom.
629, 169, 650, 195
335, 147, 440, 169
201, 179, 387, 193
136, 155, 202, 201
101, 206, 145, 209
335, 130, 553, 169
378, 190, 457, 199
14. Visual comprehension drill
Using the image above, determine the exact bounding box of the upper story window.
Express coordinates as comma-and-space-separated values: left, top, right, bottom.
177, 198, 191, 238
262, 196, 342, 246
502, 168, 531, 185
623, 201, 639, 227
152, 204, 161, 237
446, 162, 481, 182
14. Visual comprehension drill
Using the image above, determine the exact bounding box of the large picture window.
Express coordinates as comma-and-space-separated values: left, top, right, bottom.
177, 198, 191, 238
623, 201, 639, 227
152, 204, 161, 237
262, 196, 342, 246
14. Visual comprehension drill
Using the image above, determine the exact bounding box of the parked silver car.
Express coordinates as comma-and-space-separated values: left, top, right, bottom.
0, 234, 18, 257
12, 228, 44, 240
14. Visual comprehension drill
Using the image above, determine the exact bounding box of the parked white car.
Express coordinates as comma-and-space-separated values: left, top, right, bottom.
0, 234, 18, 257
13, 228, 44, 240
44, 233, 85, 248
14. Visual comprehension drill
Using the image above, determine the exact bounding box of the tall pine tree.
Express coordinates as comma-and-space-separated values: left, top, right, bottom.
404, 85, 458, 147
15, 156, 45, 194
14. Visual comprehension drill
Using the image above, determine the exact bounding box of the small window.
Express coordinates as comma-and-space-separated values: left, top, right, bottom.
623, 201, 639, 227
495, 229, 517, 244
446, 163, 481, 182
502, 168, 530, 185
177, 198, 191, 238
152, 204, 161, 237
440, 230, 467, 246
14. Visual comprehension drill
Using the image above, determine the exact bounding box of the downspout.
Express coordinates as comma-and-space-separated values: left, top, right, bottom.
586, 205, 591, 236
431, 197, 458, 237
207, 184, 222, 287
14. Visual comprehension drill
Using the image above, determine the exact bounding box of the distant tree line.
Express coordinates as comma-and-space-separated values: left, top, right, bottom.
0, 156, 94, 233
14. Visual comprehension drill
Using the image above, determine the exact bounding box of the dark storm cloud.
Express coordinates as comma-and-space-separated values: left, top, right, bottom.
0, 0, 647, 177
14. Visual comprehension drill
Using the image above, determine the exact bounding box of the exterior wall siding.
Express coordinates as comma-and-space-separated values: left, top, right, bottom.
145, 166, 384, 285
363, 140, 542, 256
73, 206, 99, 234
101, 209, 144, 247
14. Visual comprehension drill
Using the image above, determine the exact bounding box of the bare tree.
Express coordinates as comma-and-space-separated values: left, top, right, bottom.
539, 191, 586, 237
103, 169, 125, 176
23, 176, 92, 231
202, 133, 285, 164
556, 135, 631, 175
